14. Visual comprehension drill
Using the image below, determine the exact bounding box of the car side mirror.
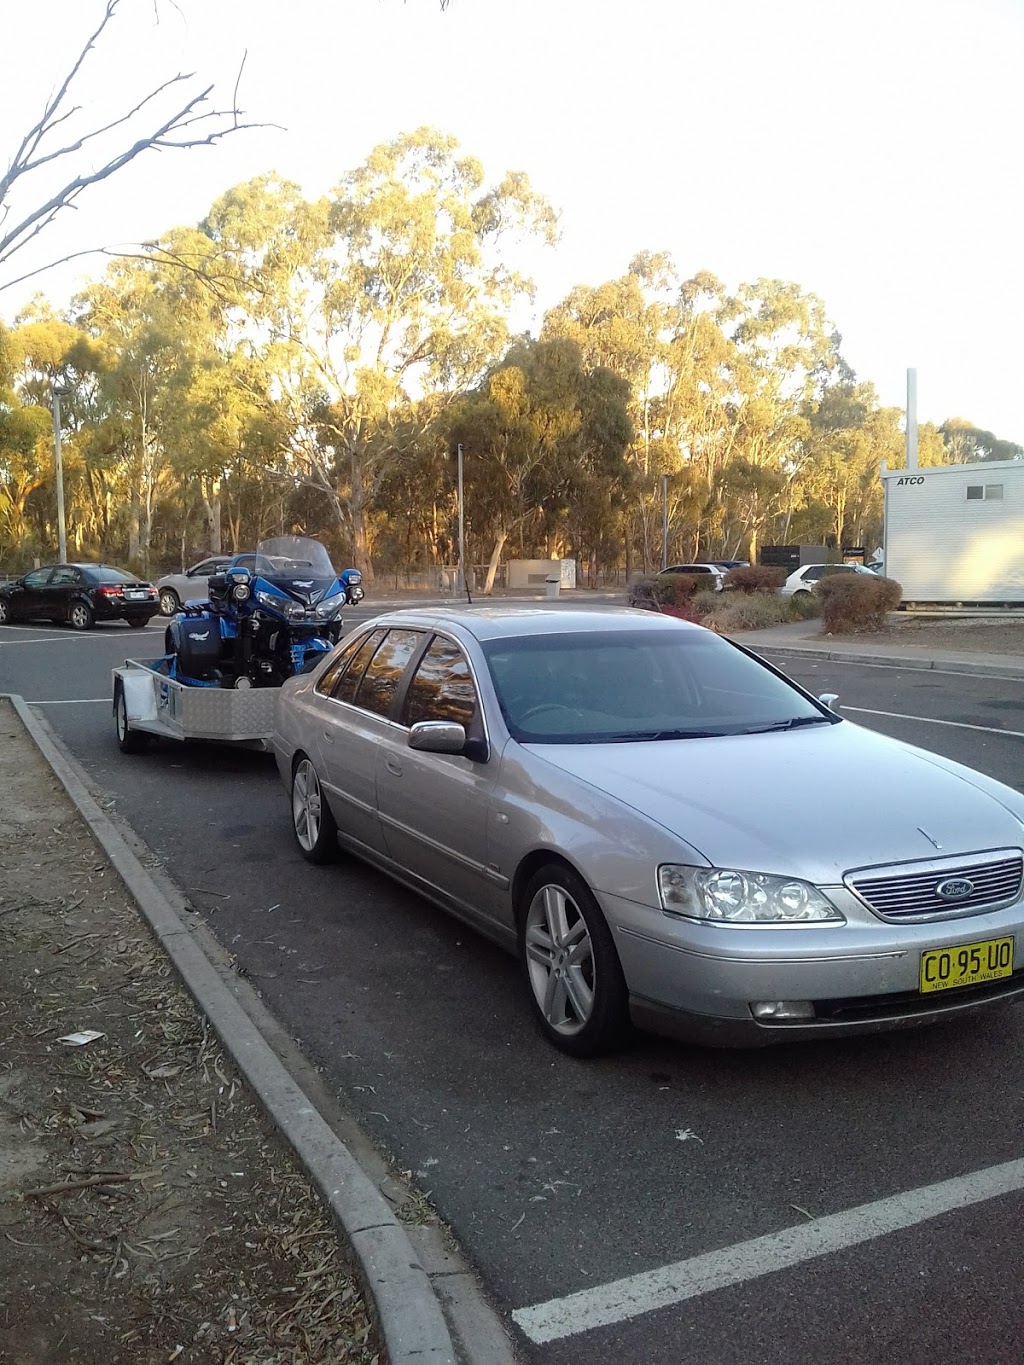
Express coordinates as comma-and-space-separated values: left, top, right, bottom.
818, 692, 840, 712
408, 721, 467, 755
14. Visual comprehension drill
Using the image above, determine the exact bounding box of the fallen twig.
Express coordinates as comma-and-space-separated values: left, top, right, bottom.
21, 1169, 159, 1198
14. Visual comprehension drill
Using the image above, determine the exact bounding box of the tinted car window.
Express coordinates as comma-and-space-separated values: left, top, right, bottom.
22, 569, 52, 588
50, 566, 81, 585
315, 633, 370, 698
483, 629, 828, 743
354, 629, 423, 718
402, 637, 478, 730
82, 566, 141, 585
332, 629, 388, 705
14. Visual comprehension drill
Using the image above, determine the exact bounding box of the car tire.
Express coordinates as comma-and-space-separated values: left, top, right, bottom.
0, 598, 9, 625
127, 616, 151, 628
159, 588, 180, 616
114, 684, 149, 754
518, 862, 629, 1058
291, 755, 339, 864
794, 588, 811, 597
69, 601, 94, 631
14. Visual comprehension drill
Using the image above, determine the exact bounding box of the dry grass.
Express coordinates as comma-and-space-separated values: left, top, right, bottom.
0, 701, 377, 1365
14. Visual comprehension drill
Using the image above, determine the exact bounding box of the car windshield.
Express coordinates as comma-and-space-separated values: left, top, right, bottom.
85, 566, 140, 585
482, 629, 833, 743
253, 536, 335, 578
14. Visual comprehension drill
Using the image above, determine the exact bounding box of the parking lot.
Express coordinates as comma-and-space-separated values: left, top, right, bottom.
4, 606, 1024, 1364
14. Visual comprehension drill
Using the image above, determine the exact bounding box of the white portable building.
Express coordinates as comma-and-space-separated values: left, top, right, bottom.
881, 459, 1024, 605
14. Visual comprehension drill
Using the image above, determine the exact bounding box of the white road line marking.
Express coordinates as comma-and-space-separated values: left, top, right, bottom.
847, 705, 1024, 740
512, 1157, 1024, 1344
30, 698, 110, 705
762, 651, 1024, 684
0, 631, 163, 645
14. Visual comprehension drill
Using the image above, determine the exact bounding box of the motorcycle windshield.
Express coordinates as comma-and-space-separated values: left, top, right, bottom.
253, 536, 339, 604
254, 536, 336, 579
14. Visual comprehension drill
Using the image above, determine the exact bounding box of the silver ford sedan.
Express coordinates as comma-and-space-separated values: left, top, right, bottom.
272, 608, 1024, 1056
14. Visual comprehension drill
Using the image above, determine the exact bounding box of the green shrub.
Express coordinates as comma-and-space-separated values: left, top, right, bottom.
705, 594, 792, 634
724, 564, 786, 594
691, 588, 721, 616
817, 574, 902, 633
787, 591, 821, 620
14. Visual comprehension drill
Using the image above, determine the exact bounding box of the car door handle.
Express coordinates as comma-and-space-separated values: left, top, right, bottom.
322, 729, 335, 744
386, 757, 403, 776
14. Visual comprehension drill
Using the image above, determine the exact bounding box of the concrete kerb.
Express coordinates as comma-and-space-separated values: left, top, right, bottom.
745, 643, 1024, 679
5, 692, 458, 1365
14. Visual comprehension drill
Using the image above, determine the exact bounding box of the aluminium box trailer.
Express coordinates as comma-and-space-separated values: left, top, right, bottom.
881, 459, 1024, 606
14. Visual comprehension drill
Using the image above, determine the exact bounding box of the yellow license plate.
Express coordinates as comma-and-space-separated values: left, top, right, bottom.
919, 937, 1014, 993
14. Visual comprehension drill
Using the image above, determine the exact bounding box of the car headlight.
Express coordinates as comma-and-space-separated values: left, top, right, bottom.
315, 592, 346, 620
658, 865, 844, 924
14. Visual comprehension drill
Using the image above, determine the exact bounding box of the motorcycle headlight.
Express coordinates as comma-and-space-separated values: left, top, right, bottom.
315, 592, 346, 620
658, 865, 843, 924
232, 583, 251, 602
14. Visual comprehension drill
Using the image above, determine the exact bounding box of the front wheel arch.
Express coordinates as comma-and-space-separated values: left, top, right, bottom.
511, 849, 589, 928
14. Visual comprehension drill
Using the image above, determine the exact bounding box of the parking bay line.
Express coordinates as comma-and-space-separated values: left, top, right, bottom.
30, 698, 111, 705
512, 1157, 1024, 1344
845, 705, 1024, 740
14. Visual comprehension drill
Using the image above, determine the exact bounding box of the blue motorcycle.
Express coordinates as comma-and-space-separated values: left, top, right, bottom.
165, 535, 345, 689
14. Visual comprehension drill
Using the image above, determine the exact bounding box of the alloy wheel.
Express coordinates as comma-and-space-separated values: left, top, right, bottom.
292, 759, 322, 853
524, 883, 596, 1036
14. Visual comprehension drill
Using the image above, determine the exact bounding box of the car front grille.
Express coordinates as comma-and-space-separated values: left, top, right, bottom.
849, 853, 1023, 921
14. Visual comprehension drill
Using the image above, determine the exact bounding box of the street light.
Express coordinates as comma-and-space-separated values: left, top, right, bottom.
51, 386, 70, 563
456, 442, 466, 597
660, 473, 669, 571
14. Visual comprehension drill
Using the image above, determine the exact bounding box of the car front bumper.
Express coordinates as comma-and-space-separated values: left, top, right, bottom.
601, 888, 1024, 1047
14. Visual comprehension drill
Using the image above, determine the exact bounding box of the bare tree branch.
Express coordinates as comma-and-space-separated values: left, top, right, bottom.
0, 0, 268, 286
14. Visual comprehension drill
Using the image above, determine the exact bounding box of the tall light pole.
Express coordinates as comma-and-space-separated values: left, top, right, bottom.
51, 387, 69, 563
905, 367, 918, 469
660, 474, 669, 570
456, 442, 467, 598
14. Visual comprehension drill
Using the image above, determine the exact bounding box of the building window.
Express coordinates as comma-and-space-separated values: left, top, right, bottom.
985, 484, 1004, 500
966, 486, 983, 500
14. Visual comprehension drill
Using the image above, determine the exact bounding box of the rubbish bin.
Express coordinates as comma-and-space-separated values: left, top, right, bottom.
545, 576, 561, 600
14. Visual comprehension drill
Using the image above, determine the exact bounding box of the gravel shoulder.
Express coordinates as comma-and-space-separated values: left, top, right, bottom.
0, 699, 376, 1365
852, 615, 1024, 656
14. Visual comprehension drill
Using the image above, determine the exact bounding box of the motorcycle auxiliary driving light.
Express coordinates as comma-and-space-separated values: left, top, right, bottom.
231, 584, 251, 602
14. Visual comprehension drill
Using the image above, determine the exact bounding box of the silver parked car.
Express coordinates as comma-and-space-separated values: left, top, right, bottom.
154, 555, 235, 616
272, 608, 1024, 1056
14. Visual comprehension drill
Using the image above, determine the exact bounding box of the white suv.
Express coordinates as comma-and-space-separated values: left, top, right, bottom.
781, 563, 877, 597
657, 563, 726, 591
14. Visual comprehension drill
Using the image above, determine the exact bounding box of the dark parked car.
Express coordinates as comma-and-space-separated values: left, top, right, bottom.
0, 563, 159, 630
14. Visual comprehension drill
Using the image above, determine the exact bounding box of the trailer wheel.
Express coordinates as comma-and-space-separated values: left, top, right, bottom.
114, 682, 149, 754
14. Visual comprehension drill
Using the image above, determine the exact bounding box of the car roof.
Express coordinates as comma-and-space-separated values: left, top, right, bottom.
354, 606, 705, 643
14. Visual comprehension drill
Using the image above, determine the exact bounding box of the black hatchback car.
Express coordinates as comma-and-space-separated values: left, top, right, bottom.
0, 563, 159, 630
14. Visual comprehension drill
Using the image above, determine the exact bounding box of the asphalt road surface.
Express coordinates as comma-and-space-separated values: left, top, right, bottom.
4, 607, 1024, 1364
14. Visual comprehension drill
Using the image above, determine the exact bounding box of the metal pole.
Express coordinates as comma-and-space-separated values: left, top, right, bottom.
457, 443, 466, 597
660, 474, 669, 570
906, 368, 918, 469
52, 390, 68, 562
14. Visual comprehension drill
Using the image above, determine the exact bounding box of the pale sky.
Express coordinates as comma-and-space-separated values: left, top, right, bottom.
3, 0, 1022, 439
